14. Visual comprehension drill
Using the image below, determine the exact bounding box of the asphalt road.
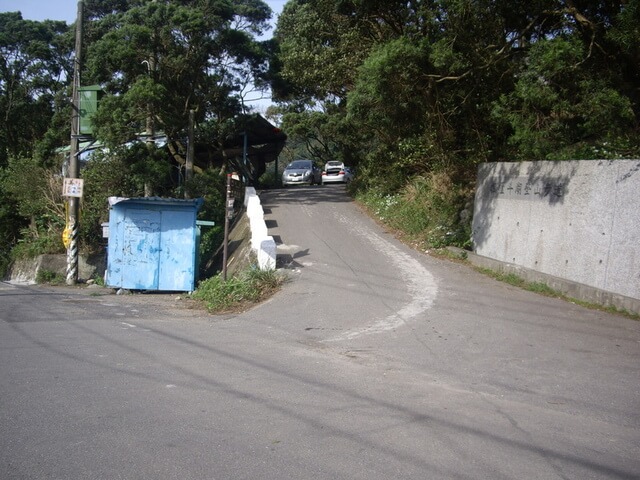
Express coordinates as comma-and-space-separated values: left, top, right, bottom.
1, 185, 639, 480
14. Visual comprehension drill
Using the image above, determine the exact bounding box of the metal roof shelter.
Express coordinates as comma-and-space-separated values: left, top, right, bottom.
204, 114, 287, 185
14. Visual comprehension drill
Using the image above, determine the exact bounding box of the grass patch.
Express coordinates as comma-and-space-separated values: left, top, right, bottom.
477, 267, 639, 320
354, 171, 473, 250
568, 298, 639, 319
193, 266, 285, 313
479, 268, 563, 296
432, 247, 469, 262
35, 269, 65, 285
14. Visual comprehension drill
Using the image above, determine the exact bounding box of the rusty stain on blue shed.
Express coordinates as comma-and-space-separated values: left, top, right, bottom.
106, 197, 204, 291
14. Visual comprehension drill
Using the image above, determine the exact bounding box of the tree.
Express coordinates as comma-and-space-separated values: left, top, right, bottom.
494, 36, 635, 159
0, 12, 71, 166
492, 0, 639, 159
273, 0, 374, 104
280, 107, 360, 165
84, 0, 273, 186
274, 0, 639, 171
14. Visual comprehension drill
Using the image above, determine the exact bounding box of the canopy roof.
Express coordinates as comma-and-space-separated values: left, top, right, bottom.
206, 114, 287, 185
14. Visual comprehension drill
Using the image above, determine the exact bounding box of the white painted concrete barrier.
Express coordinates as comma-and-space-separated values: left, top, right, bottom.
245, 188, 276, 270
258, 238, 277, 271
244, 186, 256, 208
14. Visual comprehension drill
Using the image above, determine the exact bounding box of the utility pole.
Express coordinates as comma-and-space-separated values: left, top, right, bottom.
66, 0, 83, 285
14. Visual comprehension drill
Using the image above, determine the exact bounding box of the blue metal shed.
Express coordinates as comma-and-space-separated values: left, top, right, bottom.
106, 197, 204, 292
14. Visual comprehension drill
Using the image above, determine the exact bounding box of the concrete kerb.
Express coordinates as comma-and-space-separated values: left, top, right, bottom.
245, 188, 276, 271
447, 247, 640, 315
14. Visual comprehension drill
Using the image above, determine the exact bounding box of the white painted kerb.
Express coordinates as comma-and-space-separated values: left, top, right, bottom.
245, 188, 276, 270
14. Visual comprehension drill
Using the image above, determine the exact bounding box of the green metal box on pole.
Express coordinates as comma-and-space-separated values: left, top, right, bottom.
79, 85, 103, 135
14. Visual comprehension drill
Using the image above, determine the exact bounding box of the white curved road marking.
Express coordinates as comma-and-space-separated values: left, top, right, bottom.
328, 212, 438, 341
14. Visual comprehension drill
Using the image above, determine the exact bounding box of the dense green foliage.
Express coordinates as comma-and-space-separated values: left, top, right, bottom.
272, 0, 639, 248
83, 0, 271, 152
0, 1, 273, 276
0, 12, 72, 273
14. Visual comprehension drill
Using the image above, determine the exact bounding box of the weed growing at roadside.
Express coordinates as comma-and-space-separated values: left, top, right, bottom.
479, 268, 559, 295
355, 171, 473, 250
478, 268, 639, 320
193, 267, 284, 313
35, 269, 65, 285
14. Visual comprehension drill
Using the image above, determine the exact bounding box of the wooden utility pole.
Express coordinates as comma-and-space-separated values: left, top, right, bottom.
66, 0, 83, 285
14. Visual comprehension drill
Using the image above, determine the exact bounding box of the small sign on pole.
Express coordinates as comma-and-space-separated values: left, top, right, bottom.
63, 178, 84, 198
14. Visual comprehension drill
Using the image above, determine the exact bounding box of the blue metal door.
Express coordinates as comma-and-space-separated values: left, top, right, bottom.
158, 209, 197, 291
120, 208, 162, 289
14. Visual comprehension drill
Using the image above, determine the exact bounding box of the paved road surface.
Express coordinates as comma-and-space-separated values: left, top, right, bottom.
1, 185, 639, 479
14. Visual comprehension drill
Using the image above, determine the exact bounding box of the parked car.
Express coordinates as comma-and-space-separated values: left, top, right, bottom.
321, 161, 354, 185
282, 159, 322, 186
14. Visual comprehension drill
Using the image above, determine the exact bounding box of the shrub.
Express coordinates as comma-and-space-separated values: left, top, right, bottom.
193, 266, 284, 313
356, 169, 474, 250
258, 162, 281, 188
36, 269, 64, 285
1, 156, 66, 259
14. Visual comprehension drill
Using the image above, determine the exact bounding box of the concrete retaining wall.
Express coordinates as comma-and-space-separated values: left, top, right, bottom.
6, 253, 106, 285
472, 159, 640, 312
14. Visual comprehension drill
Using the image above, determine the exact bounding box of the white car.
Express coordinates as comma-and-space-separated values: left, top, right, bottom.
322, 161, 353, 184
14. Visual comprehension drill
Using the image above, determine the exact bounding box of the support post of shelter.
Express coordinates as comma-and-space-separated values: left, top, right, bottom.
222, 174, 232, 281
243, 131, 248, 184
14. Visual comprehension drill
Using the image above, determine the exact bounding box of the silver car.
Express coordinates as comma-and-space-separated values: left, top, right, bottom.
321, 161, 354, 185
282, 159, 322, 186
